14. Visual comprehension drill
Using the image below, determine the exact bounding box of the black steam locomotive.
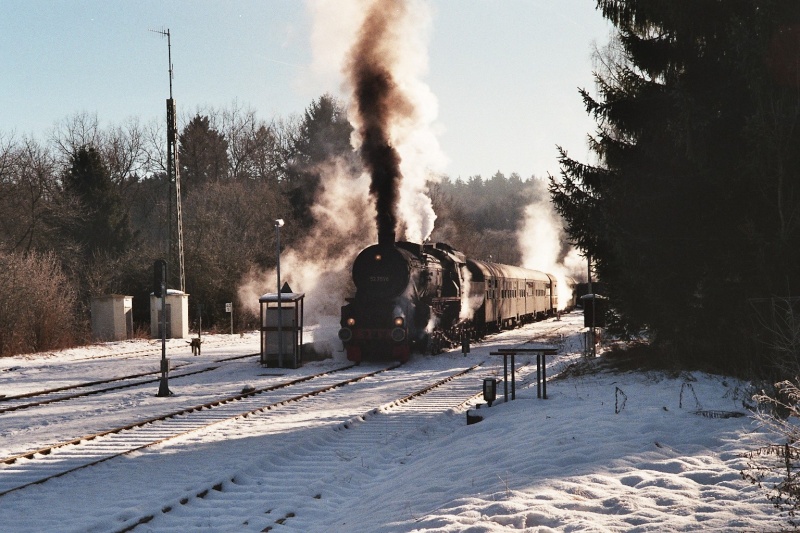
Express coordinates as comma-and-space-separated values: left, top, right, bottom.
338, 241, 564, 363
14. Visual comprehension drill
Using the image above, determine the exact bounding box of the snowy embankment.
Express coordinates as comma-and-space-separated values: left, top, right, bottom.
0, 312, 789, 532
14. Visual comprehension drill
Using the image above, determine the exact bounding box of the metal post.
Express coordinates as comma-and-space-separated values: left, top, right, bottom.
275, 219, 284, 367
157, 265, 171, 397
152, 28, 184, 294
511, 354, 516, 400
542, 353, 547, 399
537, 353, 542, 398
503, 354, 508, 403
586, 253, 597, 357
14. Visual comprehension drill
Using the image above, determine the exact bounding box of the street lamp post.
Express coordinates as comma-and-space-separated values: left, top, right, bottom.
275, 219, 284, 367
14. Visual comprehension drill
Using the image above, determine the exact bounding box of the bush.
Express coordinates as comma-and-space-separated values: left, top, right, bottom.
743, 380, 800, 528
0, 251, 80, 356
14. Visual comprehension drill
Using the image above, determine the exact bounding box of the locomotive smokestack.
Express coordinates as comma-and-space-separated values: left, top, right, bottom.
378, 228, 395, 246
346, 0, 410, 247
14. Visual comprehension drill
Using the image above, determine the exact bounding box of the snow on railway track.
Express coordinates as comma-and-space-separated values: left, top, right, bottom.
0, 314, 586, 533
0, 358, 511, 533
71, 335, 258, 362
112, 360, 549, 533
0, 363, 376, 496
0, 364, 217, 414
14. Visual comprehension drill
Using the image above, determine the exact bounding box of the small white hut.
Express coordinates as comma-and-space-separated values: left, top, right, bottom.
91, 294, 133, 341
150, 289, 189, 339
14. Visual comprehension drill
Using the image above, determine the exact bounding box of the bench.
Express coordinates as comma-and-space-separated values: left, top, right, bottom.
489, 345, 557, 402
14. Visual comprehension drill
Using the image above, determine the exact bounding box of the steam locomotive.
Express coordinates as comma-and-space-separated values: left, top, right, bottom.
338, 241, 566, 363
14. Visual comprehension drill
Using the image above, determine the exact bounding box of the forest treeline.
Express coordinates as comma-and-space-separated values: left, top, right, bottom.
6, 0, 800, 379
0, 95, 541, 357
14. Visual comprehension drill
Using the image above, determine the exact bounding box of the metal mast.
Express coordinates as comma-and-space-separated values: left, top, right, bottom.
152, 28, 186, 292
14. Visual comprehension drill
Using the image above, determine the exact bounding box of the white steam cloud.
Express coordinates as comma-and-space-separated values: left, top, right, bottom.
458, 265, 483, 321
385, 2, 447, 243
237, 1, 447, 355
518, 178, 586, 309
237, 160, 374, 358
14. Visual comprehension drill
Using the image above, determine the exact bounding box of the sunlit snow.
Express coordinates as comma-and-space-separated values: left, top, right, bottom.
0, 312, 787, 532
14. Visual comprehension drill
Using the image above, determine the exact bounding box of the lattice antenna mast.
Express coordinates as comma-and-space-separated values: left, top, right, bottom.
151, 28, 185, 293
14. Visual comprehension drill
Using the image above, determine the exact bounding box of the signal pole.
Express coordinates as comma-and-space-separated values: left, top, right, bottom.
151, 28, 186, 293
588, 253, 596, 358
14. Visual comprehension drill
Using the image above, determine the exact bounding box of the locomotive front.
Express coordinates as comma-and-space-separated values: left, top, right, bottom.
338, 243, 421, 363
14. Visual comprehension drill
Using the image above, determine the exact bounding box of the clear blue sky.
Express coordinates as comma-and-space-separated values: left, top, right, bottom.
1, 0, 611, 180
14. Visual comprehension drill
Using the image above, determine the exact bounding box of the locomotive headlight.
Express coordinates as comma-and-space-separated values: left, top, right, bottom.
374, 254, 382, 261
394, 316, 404, 327
346, 317, 356, 327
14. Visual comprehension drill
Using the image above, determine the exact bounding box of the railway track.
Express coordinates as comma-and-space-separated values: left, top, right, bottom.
0, 314, 584, 532
0, 352, 259, 414
0, 363, 382, 496
70, 335, 257, 362
526, 323, 570, 345
0, 358, 518, 533
114, 359, 533, 533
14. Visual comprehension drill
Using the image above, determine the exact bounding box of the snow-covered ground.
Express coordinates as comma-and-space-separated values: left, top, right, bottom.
0, 312, 788, 532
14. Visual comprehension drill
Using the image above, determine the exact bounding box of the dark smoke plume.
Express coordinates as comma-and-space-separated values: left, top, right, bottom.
347, 0, 413, 246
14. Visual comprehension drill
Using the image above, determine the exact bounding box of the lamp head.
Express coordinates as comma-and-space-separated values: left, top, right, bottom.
275, 219, 285, 228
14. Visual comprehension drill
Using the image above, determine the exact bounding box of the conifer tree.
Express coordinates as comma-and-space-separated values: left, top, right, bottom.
179, 114, 230, 196
286, 94, 354, 226
552, 1, 800, 371
60, 145, 133, 259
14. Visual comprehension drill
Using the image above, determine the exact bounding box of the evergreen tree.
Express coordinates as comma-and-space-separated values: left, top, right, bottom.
551, 1, 800, 371
285, 94, 354, 226
60, 146, 134, 259
178, 114, 230, 196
